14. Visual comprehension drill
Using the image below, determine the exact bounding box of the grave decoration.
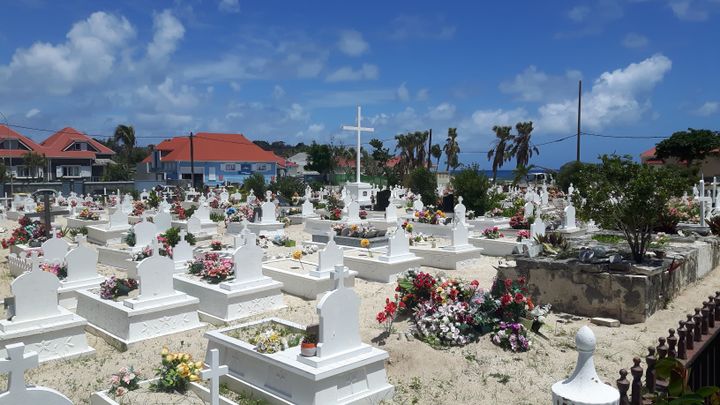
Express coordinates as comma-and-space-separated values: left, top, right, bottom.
224, 204, 256, 224
0, 343, 74, 404
343, 229, 421, 282
187, 252, 234, 283
77, 207, 100, 221
1, 216, 49, 249
0, 252, 96, 363
412, 207, 450, 225
204, 264, 394, 404
376, 270, 549, 350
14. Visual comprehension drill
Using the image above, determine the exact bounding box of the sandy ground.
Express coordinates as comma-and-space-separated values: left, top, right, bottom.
0, 216, 719, 404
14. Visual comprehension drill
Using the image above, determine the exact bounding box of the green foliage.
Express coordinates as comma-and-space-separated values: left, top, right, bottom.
487, 126, 512, 182
450, 164, 492, 214
535, 232, 570, 256
396, 131, 430, 176
269, 176, 305, 199
655, 128, 720, 166
652, 357, 720, 404
0, 161, 7, 183
573, 154, 686, 263
510, 121, 539, 168
146, 190, 161, 209
184, 206, 196, 218
243, 173, 266, 196
210, 212, 225, 222
68, 227, 88, 237
555, 161, 589, 193
161, 226, 196, 247
404, 167, 438, 206
22, 151, 47, 181
102, 162, 131, 181
123, 229, 136, 247
305, 142, 336, 183
443, 128, 460, 171
591, 234, 624, 244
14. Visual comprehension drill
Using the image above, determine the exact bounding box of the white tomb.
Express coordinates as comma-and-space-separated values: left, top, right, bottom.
0, 253, 95, 363
524, 201, 534, 219
247, 199, 285, 237
343, 200, 362, 224
86, 207, 131, 245
0, 343, 74, 404
410, 220, 482, 270
558, 202, 586, 236
530, 217, 546, 239
344, 230, 422, 282
132, 219, 157, 251
57, 236, 105, 310
76, 240, 204, 350
385, 204, 398, 223
204, 264, 393, 405
412, 197, 424, 212
41, 231, 70, 264
173, 233, 284, 325
154, 210, 172, 233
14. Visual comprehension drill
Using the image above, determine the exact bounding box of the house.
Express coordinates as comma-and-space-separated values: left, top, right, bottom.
138, 132, 289, 186
641, 146, 720, 177
286, 152, 318, 177
0, 125, 115, 181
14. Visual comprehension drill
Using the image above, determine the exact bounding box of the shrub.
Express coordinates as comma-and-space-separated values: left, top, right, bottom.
161, 227, 196, 247
404, 167, 437, 207
146, 190, 161, 209
209, 212, 225, 222
243, 173, 266, 197
450, 164, 492, 215
269, 176, 305, 200
555, 161, 589, 193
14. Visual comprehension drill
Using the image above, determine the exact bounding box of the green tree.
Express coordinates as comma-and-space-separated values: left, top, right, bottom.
430, 144, 442, 171
555, 161, 589, 192
510, 121, 539, 168
22, 151, 47, 181
654, 128, 720, 167
450, 164, 492, 214
573, 154, 686, 263
512, 164, 536, 185
243, 172, 266, 197
269, 176, 305, 199
113, 124, 136, 163
487, 125, 513, 182
443, 128, 460, 171
102, 162, 131, 181
395, 131, 429, 176
305, 142, 336, 184
404, 167, 438, 206
0, 161, 7, 184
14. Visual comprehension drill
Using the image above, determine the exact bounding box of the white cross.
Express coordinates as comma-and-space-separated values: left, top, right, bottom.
342, 105, 374, 183
201, 349, 228, 405
29, 250, 40, 272
331, 264, 349, 289
458, 196, 463, 205
0, 343, 38, 395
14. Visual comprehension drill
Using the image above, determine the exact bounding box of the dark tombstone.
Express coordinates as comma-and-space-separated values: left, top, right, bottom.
375, 189, 391, 211
442, 193, 454, 213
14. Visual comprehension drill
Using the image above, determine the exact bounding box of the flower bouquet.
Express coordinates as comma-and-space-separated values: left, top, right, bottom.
40, 262, 67, 280
490, 322, 531, 352
187, 252, 233, 283
77, 207, 100, 221
100, 276, 139, 300
210, 240, 223, 251
482, 227, 504, 239
108, 366, 142, 398
516, 230, 530, 242
1, 216, 49, 248
150, 347, 202, 393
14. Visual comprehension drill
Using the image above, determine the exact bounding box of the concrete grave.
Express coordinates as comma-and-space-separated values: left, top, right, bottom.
0, 343, 74, 405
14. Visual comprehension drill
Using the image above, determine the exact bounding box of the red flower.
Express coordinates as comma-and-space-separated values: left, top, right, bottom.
500, 293, 512, 306
514, 293, 525, 304
518, 276, 526, 286
470, 280, 479, 287
504, 278, 513, 289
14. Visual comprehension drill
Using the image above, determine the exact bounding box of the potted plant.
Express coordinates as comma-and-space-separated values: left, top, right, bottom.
210, 240, 223, 251
300, 333, 317, 357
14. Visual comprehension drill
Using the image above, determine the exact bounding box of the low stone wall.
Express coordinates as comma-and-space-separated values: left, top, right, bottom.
312, 234, 388, 248
496, 237, 720, 324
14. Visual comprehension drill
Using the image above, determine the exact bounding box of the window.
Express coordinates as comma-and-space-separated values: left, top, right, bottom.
224, 163, 236, 171
62, 166, 81, 177
255, 163, 269, 171
0, 139, 29, 150
15, 166, 41, 178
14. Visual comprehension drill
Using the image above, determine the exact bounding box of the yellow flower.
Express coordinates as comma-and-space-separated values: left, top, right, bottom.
292, 250, 303, 260
195, 361, 203, 369
182, 353, 190, 361
166, 354, 176, 362
161, 347, 169, 356
360, 239, 370, 248
189, 374, 200, 382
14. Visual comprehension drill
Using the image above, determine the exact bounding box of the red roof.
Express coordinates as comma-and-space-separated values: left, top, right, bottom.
337, 155, 402, 168
641, 146, 657, 159
41, 127, 115, 156
0, 125, 47, 157
142, 133, 287, 166
0, 125, 114, 159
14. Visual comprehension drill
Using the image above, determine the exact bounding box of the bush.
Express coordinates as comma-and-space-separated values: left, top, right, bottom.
161, 227, 196, 247
404, 167, 437, 206
269, 176, 305, 199
555, 161, 589, 193
243, 173, 266, 197
450, 164, 492, 215
209, 212, 225, 222
146, 190, 161, 209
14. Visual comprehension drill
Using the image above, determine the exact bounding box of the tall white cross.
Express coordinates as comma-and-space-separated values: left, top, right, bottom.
0, 343, 39, 395
200, 349, 228, 405
342, 105, 374, 183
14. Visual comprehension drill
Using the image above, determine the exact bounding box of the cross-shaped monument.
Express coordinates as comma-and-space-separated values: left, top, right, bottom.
201, 348, 229, 405
342, 105, 374, 206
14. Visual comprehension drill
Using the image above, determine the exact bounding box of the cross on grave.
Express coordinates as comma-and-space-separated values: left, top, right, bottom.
25, 193, 66, 238
330, 263, 350, 289
342, 105, 375, 183
696, 178, 712, 227
0, 343, 73, 405
200, 348, 228, 405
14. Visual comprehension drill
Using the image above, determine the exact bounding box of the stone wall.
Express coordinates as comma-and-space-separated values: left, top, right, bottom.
497, 237, 720, 324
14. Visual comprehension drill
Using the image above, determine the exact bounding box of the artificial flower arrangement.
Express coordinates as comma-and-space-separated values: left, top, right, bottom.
482, 227, 504, 239
361, 238, 373, 257
486, 207, 505, 218
99, 276, 139, 300
172, 203, 187, 220
248, 324, 303, 354
324, 207, 343, 221
413, 208, 451, 225
516, 230, 531, 242
376, 270, 545, 351
132, 241, 173, 261
271, 234, 295, 247
359, 209, 368, 220
40, 262, 67, 280
131, 201, 146, 217
77, 207, 100, 221
490, 322, 531, 353
509, 213, 531, 229
108, 366, 142, 398
150, 347, 202, 393
210, 240, 223, 251
225, 204, 256, 223
331, 223, 381, 238
187, 252, 234, 283
1, 216, 50, 248
401, 221, 413, 234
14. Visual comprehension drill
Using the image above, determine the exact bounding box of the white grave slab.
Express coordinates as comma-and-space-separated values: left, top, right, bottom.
86, 207, 130, 245
41, 231, 70, 264
58, 236, 104, 310
0, 343, 74, 405
154, 211, 172, 233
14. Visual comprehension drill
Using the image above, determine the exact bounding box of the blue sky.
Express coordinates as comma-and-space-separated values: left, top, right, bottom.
0, 0, 718, 169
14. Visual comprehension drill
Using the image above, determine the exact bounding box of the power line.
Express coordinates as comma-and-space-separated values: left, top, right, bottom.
581, 131, 667, 139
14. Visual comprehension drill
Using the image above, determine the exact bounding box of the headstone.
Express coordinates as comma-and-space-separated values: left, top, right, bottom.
219, 191, 229, 203
221, 233, 263, 289
246, 189, 256, 204
317, 233, 343, 274
412, 197, 424, 212
120, 197, 133, 214
154, 211, 172, 233
345, 201, 361, 222
568, 183, 575, 201
315, 265, 362, 359
530, 217, 546, 239
11, 253, 62, 323
379, 230, 415, 262
133, 220, 158, 248
23, 198, 37, 213
454, 196, 466, 224
130, 240, 175, 303
0, 343, 73, 405
187, 217, 202, 235
107, 207, 129, 230
200, 348, 228, 405
541, 190, 549, 207
64, 236, 99, 282
193, 204, 211, 223
385, 204, 397, 222
260, 201, 277, 224
550, 326, 620, 405
140, 189, 149, 200
563, 203, 577, 230
41, 231, 70, 264
265, 190, 272, 202
301, 199, 314, 217
173, 230, 194, 264
524, 201, 534, 219
446, 220, 471, 250
158, 199, 172, 214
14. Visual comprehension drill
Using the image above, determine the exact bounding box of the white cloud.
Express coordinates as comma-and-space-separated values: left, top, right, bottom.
460, 108, 530, 136
500, 66, 582, 102
25, 108, 40, 118
397, 82, 410, 101
218, 0, 240, 13
136, 77, 199, 111
416, 88, 429, 101
305, 89, 396, 108
427, 102, 456, 120
147, 10, 185, 64
669, 0, 709, 21
337, 30, 369, 56
272, 85, 285, 99
568, 5, 591, 22
622, 32, 649, 48
325, 63, 379, 82
286, 103, 308, 121
0, 11, 135, 95
297, 122, 325, 137
388, 15, 455, 40
695, 101, 719, 116
229, 81, 241, 91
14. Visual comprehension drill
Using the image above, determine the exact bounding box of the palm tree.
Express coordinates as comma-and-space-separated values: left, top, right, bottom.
113, 124, 136, 163
22, 151, 47, 181
512, 164, 536, 186
487, 126, 513, 183
430, 144, 442, 171
443, 128, 460, 171
510, 121, 539, 168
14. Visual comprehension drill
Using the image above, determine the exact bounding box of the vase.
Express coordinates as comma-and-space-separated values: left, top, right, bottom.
300, 343, 317, 357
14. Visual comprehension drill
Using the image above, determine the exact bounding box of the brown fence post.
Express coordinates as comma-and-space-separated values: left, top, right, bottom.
617, 369, 630, 405
714, 291, 720, 322
667, 329, 677, 358
708, 296, 716, 328
701, 302, 710, 335
685, 314, 695, 350
693, 308, 703, 342
630, 358, 643, 405
645, 347, 656, 393
677, 321, 687, 360
657, 337, 668, 359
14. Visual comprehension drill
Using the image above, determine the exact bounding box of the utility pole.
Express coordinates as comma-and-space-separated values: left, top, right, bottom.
576, 80, 582, 162
189, 132, 196, 189
427, 128, 433, 169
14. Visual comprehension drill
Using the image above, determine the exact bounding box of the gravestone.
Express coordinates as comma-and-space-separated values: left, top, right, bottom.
193, 204, 211, 223
0, 343, 74, 405
412, 197, 424, 212
378, 230, 415, 262
563, 203, 577, 230
23, 197, 37, 213
64, 236, 100, 283
345, 201, 361, 222
301, 199, 314, 217
10, 253, 62, 322
107, 208, 129, 230
541, 190, 549, 207
385, 204, 397, 222
140, 189, 149, 200
530, 217, 546, 239
173, 230, 194, 264
154, 211, 172, 233
454, 196, 466, 224
133, 220, 158, 248
120, 196, 133, 214
445, 220, 472, 251
246, 189, 256, 204
41, 231, 70, 264
201, 348, 228, 405
260, 201, 277, 224
314, 265, 363, 359
375, 189, 391, 211
158, 200, 172, 214
187, 217, 202, 235
219, 191, 229, 203
315, 232, 344, 275
442, 193, 455, 213
221, 233, 263, 289
129, 240, 175, 303
524, 201, 534, 219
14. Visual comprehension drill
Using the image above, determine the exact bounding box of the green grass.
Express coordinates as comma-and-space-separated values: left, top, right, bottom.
592, 234, 624, 244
